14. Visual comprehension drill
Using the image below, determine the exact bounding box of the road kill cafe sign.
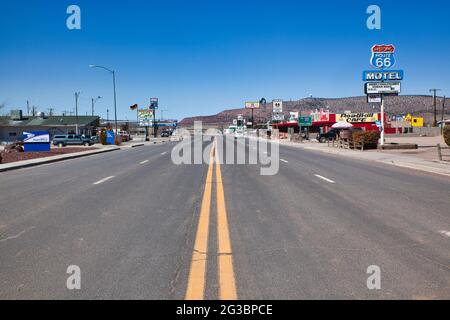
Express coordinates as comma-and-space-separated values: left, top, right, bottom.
335, 112, 379, 123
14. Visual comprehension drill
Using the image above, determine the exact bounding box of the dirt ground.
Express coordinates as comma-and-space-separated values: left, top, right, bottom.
379, 135, 450, 162
0, 147, 97, 164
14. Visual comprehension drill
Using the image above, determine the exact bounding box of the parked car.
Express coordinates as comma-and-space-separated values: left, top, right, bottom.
53, 135, 94, 147
317, 127, 364, 143
90, 136, 100, 144
317, 129, 341, 143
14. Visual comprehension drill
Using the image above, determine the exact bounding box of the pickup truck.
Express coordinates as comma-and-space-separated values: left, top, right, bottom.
53, 135, 94, 147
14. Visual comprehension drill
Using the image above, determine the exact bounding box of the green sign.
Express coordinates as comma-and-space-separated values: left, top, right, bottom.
298, 116, 313, 127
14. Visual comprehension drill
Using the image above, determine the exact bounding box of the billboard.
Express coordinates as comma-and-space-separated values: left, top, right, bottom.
336, 113, 379, 123
245, 102, 260, 109
150, 98, 159, 109
311, 109, 330, 122
138, 109, 154, 120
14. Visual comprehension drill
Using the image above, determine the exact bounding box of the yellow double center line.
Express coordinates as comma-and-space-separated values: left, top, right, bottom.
185, 139, 237, 300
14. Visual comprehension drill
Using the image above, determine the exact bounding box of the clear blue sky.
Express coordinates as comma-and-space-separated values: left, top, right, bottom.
1, 0, 449, 121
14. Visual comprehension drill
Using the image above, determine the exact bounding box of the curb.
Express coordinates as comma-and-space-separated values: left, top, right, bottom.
0, 147, 120, 173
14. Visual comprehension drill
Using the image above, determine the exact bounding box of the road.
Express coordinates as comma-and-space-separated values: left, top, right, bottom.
0, 137, 449, 299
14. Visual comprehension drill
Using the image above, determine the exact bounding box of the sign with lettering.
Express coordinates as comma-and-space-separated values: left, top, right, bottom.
370, 44, 396, 69
335, 113, 379, 123
363, 70, 403, 82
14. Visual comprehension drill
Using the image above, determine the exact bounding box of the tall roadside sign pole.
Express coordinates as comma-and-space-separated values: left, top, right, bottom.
429, 88, 442, 127
363, 44, 403, 146
150, 98, 159, 138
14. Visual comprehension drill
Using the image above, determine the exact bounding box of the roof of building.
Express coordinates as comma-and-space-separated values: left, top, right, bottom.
0, 116, 100, 127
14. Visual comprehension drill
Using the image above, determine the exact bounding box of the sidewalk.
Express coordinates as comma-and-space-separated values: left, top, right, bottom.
250, 135, 450, 178
0, 138, 174, 172
0, 145, 120, 172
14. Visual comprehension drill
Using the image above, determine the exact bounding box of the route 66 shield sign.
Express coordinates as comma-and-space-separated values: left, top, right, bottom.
370, 44, 396, 69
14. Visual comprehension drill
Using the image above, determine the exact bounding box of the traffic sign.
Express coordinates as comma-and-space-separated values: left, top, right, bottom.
365, 82, 401, 94
363, 70, 403, 82
370, 44, 396, 69
367, 94, 382, 103
272, 99, 283, 113
298, 116, 313, 127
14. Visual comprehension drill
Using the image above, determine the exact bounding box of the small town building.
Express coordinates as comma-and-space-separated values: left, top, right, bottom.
0, 111, 100, 143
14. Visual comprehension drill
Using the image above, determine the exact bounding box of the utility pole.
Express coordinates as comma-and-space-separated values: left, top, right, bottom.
442, 96, 446, 135
430, 88, 442, 127
75, 92, 80, 135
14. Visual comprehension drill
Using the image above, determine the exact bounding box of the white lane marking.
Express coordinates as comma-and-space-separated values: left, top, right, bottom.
439, 231, 450, 237
0, 226, 36, 243
280, 159, 289, 163
314, 174, 335, 184
93, 176, 115, 185
161, 152, 167, 155
140, 160, 149, 164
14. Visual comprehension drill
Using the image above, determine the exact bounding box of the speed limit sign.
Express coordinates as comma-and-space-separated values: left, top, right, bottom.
370, 44, 396, 69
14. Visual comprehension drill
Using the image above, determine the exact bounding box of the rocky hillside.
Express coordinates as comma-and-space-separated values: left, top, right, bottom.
179, 95, 449, 127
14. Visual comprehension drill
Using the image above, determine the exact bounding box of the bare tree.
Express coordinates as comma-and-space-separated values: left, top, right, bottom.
0, 102, 6, 124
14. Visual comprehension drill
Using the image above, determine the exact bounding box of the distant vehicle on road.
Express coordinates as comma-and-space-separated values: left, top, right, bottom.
53, 135, 94, 147
160, 131, 171, 138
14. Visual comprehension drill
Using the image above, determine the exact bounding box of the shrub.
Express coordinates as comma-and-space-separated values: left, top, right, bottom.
352, 131, 380, 150
444, 124, 450, 147
100, 129, 107, 145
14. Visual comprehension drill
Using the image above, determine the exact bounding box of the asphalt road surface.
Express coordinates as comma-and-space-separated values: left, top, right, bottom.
0, 137, 449, 300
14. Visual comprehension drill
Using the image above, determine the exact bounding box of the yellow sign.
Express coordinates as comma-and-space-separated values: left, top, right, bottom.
335, 113, 379, 123
411, 117, 424, 127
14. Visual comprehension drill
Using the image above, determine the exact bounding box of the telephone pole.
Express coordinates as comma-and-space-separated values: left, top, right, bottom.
442, 96, 446, 134
430, 88, 442, 127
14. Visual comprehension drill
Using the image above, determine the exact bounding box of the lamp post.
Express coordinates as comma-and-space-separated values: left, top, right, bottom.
90, 65, 118, 135
160, 109, 168, 121
91, 96, 102, 116
75, 91, 81, 135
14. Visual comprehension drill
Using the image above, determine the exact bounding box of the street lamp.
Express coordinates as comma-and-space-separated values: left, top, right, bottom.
91, 96, 102, 116
160, 109, 168, 121
75, 91, 81, 135
90, 65, 118, 135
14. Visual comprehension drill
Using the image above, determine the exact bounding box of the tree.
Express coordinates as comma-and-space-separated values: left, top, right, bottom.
0, 103, 6, 124
444, 124, 450, 147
